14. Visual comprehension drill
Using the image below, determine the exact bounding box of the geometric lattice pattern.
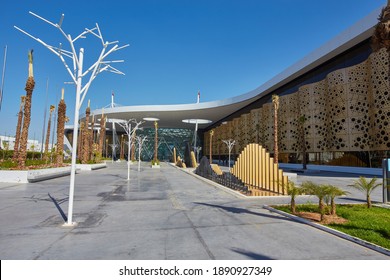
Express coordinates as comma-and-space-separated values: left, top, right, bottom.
205, 48, 390, 156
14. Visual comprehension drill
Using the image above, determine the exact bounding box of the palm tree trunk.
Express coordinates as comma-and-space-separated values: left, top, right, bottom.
319, 198, 325, 221
272, 95, 279, 164
18, 50, 35, 168
331, 198, 336, 215
120, 135, 124, 160
56, 96, 66, 165
82, 106, 90, 164
78, 122, 84, 161
209, 130, 214, 163
18, 80, 35, 168
89, 115, 95, 161
99, 115, 105, 157
291, 197, 296, 214
13, 96, 25, 160
367, 194, 372, 208
131, 130, 136, 161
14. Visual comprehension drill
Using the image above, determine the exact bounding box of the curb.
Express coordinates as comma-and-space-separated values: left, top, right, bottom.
263, 205, 390, 257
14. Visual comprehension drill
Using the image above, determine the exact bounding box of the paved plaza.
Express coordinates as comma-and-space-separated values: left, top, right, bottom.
0, 162, 388, 260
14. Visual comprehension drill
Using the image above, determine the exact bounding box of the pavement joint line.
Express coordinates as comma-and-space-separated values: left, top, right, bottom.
263, 205, 390, 257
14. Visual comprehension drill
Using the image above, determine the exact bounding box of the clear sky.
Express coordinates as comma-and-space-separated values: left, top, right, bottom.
0, 0, 386, 141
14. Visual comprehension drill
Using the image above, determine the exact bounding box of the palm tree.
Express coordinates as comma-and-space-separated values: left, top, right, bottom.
349, 177, 382, 208
120, 134, 125, 160
44, 105, 55, 161
131, 129, 136, 162
18, 50, 35, 168
13, 96, 25, 160
105, 138, 108, 158
371, 1, 390, 59
82, 101, 91, 163
324, 185, 348, 215
56, 88, 66, 165
272, 95, 279, 164
98, 112, 106, 158
286, 181, 304, 214
209, 130, 214, 163
89, 115, 95, 161
78, 122, 84, 160
302, 181, 330, 221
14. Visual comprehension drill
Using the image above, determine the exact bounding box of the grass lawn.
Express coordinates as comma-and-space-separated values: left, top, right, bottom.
274, 204, 390, 250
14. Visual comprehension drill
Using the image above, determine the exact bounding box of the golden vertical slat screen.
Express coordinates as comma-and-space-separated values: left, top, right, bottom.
230, 143, 288, 195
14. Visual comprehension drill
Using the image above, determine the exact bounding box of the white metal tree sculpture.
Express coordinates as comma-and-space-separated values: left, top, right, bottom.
15, 12, 128, 226
136, 135, 148, 172
117, 119, 144, 180
222, 139, 236, 171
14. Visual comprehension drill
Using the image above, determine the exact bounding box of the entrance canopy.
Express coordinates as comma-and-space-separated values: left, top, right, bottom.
87, 95, 258, 130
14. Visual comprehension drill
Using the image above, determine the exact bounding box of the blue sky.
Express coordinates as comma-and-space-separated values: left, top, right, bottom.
0, 0, 386, 140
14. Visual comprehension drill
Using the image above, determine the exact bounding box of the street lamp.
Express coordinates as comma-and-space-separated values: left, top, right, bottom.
15, 12, 128, 226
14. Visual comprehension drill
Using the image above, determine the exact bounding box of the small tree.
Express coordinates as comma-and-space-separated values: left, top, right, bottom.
324, 185, 348, 215
302, 181, 330, 221
349, 177, 382, 208
286, 181, 304, 214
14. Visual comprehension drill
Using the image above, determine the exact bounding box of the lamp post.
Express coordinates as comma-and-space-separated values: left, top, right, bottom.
15, 12, 128, 226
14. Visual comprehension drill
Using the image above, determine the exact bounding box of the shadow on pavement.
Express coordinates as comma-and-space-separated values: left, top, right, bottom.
194, 202, 295, 222
231, 248, 274, 260
48, 193, 68, 222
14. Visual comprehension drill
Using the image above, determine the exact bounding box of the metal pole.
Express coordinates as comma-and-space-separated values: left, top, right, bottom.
111, 91, 114, 108
66, 48, 84, 226
193, 91, 200, 152
0, 45, 7, 111
40, 78, 49, 159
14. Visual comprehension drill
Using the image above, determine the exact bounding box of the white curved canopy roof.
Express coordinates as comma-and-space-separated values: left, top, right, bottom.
86, 7, 379, 130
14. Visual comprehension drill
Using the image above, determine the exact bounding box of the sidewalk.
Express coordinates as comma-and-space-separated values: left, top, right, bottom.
0, 162, 388, 260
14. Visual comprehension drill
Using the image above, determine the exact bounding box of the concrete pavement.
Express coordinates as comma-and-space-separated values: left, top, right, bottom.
0, 162, 388, 260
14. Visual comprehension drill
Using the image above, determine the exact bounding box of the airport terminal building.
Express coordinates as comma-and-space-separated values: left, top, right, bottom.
76, 6, 389, 168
